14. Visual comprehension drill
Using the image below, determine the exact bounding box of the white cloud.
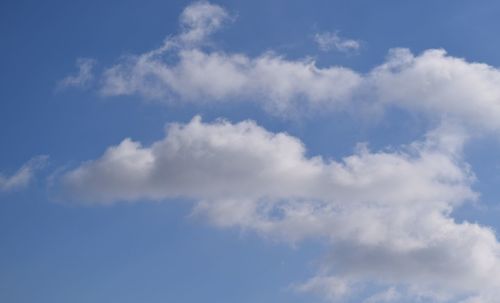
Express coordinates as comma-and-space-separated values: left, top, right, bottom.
97, 2, 500, 131
0, 156, 48, 192
99, 1, 361, 115
314, 31, 361, 53
59, 116, 473, 209
57, 58, 96, 90
177, 0, 231, 45
102, 43, 500, 131
369, 48, 500, 131
56, 116, 500, 302
101, 49, 361, 115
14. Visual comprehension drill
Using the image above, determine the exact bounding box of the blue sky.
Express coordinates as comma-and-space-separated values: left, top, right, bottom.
2, 1, 500, 302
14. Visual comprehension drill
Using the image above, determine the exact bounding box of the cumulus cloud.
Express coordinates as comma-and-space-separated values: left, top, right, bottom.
99, 1, 361, 115
97, 2, 500, 131
0, 156, 48, 192
56, 116, 500, 302
101, 49, 361, 114
314, 31, 361, 53
57, 58, 96, 90
370, 48, 500, 130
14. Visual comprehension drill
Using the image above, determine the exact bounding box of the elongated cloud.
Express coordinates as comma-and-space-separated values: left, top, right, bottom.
98, 2, 500, 130
100, 1, 361, 114
101, 49, 361, 114
0, 156, 48, 192
57, 116, 500, 302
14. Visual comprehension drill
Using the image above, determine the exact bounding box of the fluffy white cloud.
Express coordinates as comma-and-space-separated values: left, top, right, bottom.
101, 48, 361, 114
57, 116, 500, 302
177, 0, 231, 45
0, 156, 48, 192
100, 1, 361, 115
98, 1, 500, 130
314, 31, 361, 53
57, 58, 96, 90
370, 48, 500, 131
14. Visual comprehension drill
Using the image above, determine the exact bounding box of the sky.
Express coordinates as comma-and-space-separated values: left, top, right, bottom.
2, 1, 500, 302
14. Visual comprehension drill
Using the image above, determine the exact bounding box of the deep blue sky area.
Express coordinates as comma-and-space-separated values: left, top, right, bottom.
2, 1, 500, 303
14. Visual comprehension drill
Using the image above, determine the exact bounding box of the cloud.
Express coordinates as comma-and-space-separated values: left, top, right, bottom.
99, 1, 361, 115
177, 0, 231, 45
0, 156, 48, 192
57, 58, 96, 90
101, 48, 361, 114
314, 31, 361, 53
370, 48, 500, 131
102, 43, 500, 131
55, 116, 500, 302
59, 116, 473, 208
96, 2, 500, 131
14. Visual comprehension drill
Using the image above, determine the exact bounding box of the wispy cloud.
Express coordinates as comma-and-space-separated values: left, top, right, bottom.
57, 58, 96, 90
0, 156, 48, 192
314, 31, 361, 53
